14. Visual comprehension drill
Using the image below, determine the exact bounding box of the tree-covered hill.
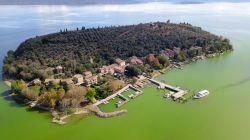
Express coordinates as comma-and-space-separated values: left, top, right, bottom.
3, 22, 232, 80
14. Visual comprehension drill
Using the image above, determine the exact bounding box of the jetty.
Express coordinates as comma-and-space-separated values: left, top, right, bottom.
148, 78, 187, 100
129, 85, 143, 93
94, 84, 143, 106
88, 105, 127, 118
94, 84, 130, 106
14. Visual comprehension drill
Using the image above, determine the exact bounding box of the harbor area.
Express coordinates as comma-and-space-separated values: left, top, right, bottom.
95, 84, 143, 109
148, 78, 187, 101
97, 77, 188, 112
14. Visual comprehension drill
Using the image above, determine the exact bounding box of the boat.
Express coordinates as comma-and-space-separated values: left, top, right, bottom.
193, 90, 209, 99
163, 92, 174, 98
115, 101, 122, 107
128, 94, 135, 99
163, 93, 170, 98
103, 101, 109, 104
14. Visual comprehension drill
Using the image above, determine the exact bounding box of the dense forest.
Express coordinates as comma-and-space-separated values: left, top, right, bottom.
3, 22, 233, 81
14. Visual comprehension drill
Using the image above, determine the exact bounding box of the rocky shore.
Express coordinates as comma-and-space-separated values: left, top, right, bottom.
87, 105, 128, 118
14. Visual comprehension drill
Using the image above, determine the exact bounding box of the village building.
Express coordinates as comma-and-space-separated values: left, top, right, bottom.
99, 58, 126, 76
128, 56, 143, 65
113, 65, 125, 74
90, 57, 94, 64
160, 49, 175, 58
56, 66, 63, 73
189, 46, 203, 56
173, 47, 181, 55
44, 79, 61, 86
203, 45, 212, 52
182, 49, 188, 56
100, 64, 125, 75
99, 65, 115, 75
83, 71, 92, 78
82, 71, 98, 86
61, 79, 74, 86
115, 58, 126, 67
29, 78, 41, 86
73, 74, 84, 85
45, 67, 55, 74
84, 75, 98, 87
195, 46, 203, 52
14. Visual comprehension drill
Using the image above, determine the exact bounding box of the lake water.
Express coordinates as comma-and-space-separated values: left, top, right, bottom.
1, 3, 250, 140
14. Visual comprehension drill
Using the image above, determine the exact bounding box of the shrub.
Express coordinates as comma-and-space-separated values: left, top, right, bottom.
22, 88, 39, 101
125, 65, 141, 77
157, 56, 170, 67
107, 80, 125, 93
11, 80, 26, 95
86, 88, 96, 103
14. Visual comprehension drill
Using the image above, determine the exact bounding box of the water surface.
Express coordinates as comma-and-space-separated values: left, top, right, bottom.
0, 3, 250, 140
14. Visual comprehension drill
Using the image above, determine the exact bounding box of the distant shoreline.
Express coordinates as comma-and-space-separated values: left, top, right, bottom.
0, 1, 248, 6
0, 0, 139, 6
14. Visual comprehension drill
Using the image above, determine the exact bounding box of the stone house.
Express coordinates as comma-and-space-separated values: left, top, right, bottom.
189, 46, 203, 56
73, 74, 84, 85
160, 49, 175, 58
128, 56, 143, 65
99, 65, 115, 75
29, 78, 41, 86
61, 79, 74, 86
56, 66, 63, 73
115, 58, 126, 67
99, 58, 126, 76
113, 65, 125, 74
173, 47, 181, 55
203, 45, 213, 52
84, 75, 98, 87
83, 71, 92, 78
44, 79, 61, 86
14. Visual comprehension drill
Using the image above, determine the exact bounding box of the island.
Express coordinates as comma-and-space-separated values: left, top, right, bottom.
2, 21, 233, 124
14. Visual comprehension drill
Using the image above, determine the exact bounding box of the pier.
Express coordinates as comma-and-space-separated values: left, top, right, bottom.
94, 84, 143, 106
93, 84, 130, 106
148, 78, 187, 100
129, 85, 143, 93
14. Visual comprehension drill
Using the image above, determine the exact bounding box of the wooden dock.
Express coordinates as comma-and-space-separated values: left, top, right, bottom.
94, 84, 143, 106
94, 84, 130, 106
117, 93, 128, 101
129, 85, 143, 93
148, 78, 186, 100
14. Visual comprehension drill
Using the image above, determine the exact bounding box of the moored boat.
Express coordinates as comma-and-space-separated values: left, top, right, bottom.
193, 90, 209, 99
163, 92, 174, 99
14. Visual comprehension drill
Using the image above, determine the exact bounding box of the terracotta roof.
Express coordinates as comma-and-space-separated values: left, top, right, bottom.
83, 71, 92, 75
73, 74, 83, 78
56, 66, 63, 69
115, 58, 125, 64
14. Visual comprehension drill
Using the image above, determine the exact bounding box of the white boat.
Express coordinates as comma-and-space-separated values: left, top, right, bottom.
193, 90, 209, 99
128, 94, 135, 99
103, 101, 109, 104
163, 93, 170, 98
163, 92, 174, 98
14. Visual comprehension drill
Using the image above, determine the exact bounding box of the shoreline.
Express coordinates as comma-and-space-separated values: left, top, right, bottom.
1, 86, 129, 125
52, 52, 230, 124
52, 105, 128, 125
4, 80, 11, 87
150, 52, 224, 78
2, 51, 231, 125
